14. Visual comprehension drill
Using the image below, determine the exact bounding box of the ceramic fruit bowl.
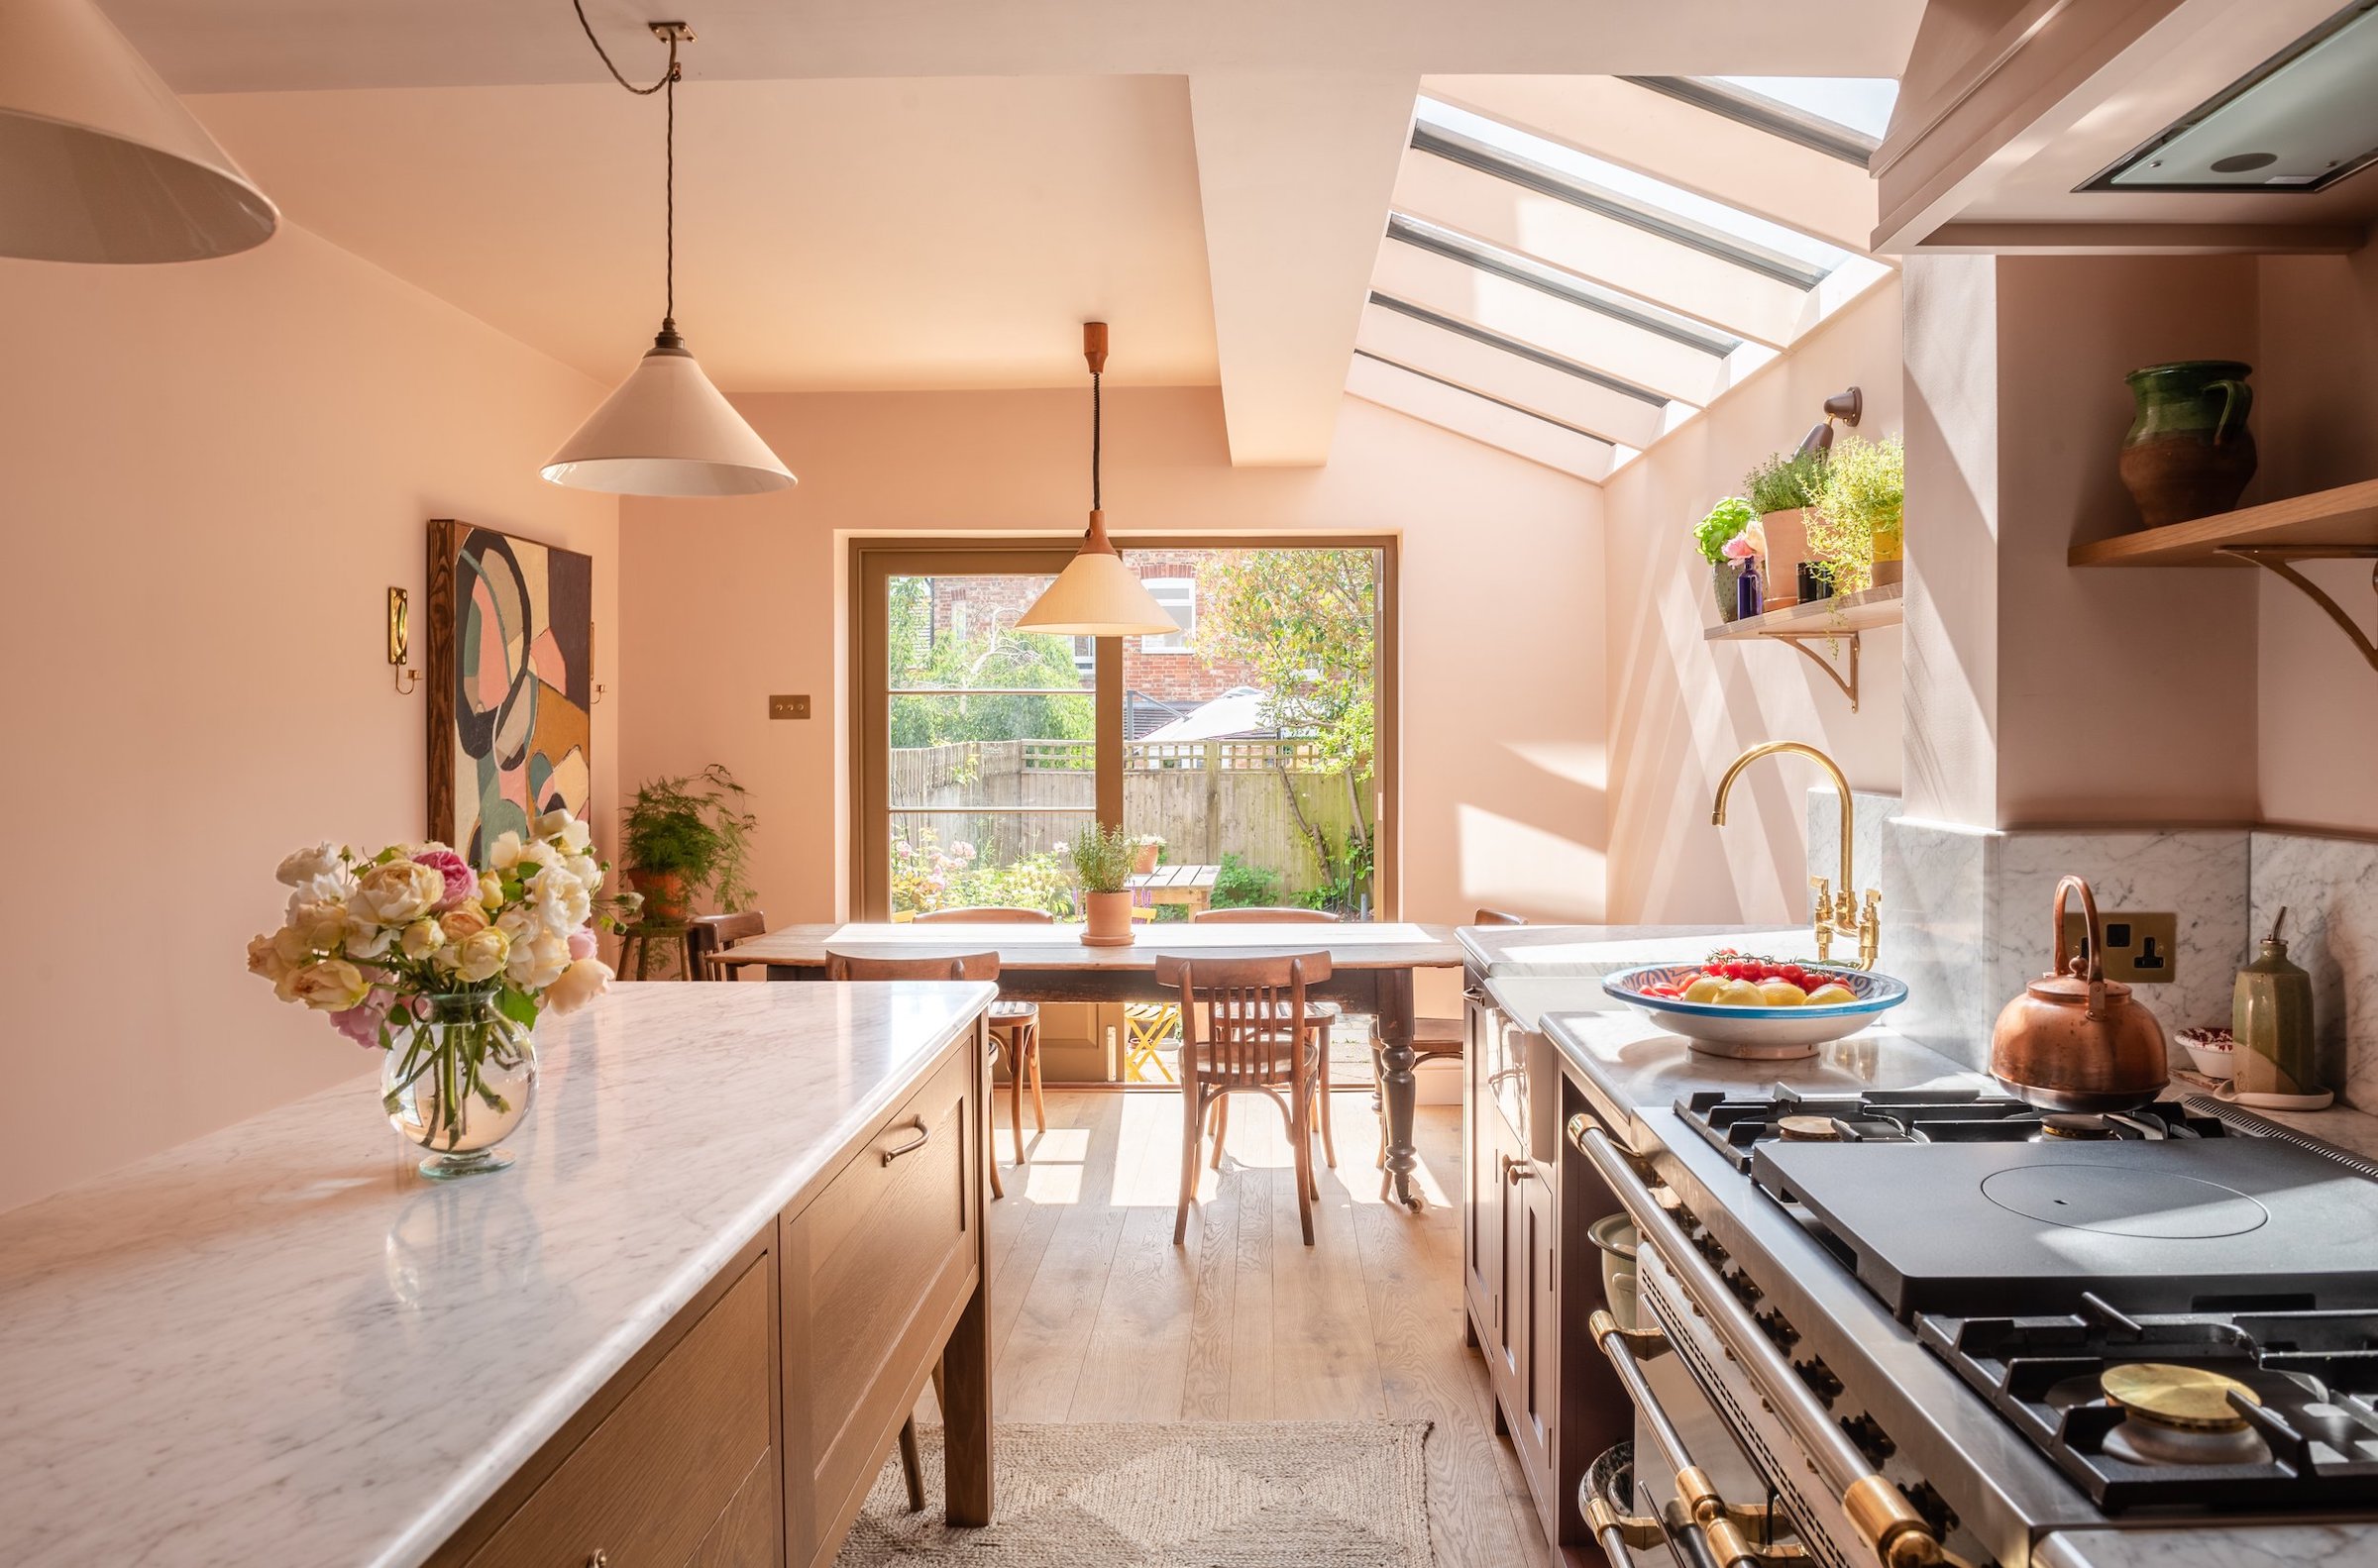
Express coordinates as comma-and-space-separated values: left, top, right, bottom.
1602, 963, 1908, 1059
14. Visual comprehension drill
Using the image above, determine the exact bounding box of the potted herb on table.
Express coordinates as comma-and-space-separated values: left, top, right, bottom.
1070, 824, 1139, 948
1132, 834, 1166, 877
620, 763, 757, 923
1695, 496, 1761, 622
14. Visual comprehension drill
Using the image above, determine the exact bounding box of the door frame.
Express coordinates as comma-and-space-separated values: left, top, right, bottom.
848, 534, 1401, 920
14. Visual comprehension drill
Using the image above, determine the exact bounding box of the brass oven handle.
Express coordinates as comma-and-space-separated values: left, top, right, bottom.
1588, 1308, 1804, 1568
880, 1115, 931, 1165
1582, 1491, 1667, 1568
1576, 1126, 1946, 1568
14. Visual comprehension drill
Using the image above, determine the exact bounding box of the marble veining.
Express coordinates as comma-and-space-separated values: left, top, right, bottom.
2040, 1525, 2378, 1568
1879, 816, 1997, 1069
0, 980, 994, 1568
2252, 831, 2378, 1114
1803, 787, 1897, 920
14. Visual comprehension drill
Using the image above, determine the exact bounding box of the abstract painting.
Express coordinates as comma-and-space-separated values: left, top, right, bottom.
425, 519, 594, 866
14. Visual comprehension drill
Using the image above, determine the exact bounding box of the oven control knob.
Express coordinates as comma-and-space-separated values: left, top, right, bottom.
1840, 1412, 1895, 1465
1794, 1357, 1844, 1406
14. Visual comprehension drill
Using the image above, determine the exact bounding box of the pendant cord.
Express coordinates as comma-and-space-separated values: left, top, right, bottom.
570, 0, 682, 326
1091, 368, 1102, 511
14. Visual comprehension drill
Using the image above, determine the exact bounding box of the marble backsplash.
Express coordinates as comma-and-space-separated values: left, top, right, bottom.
1872, 817, 2377, 1109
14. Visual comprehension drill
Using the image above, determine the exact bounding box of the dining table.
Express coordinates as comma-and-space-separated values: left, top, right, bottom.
709, 920, 1462, 1209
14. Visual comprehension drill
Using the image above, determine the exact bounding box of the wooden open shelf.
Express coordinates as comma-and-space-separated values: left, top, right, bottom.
2068, 478, 2378, 567
1703, 580, 1903, 642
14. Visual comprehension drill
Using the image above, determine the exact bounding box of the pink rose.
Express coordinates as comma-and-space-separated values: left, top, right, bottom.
413, 848, 477, 911
329, 988, 393, 1048
567, 926, 597, 961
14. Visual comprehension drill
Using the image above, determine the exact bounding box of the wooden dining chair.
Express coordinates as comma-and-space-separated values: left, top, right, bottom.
1190, 906, 1344, 1168
1156, 952, 1334, 1246
1373, 908, 1527, 1165
915, 906, 1051, 1164
686, 910, 767, 981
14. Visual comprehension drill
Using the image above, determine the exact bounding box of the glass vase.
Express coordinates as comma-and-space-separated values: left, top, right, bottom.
380, 992, 538, 1180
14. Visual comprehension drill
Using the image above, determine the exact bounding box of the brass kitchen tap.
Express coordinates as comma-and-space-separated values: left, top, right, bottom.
1710, 741, 1882, 970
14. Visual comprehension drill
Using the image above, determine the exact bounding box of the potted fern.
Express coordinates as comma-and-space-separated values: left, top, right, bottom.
619, 764, 757, 923
1069, 824, 1138, 948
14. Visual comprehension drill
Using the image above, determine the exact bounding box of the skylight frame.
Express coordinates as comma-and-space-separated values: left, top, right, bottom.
1365, 291, 1672, 409
1383, 213, 1742, 357
1351, 349, 1621, 450
1617, 76, 1882, 166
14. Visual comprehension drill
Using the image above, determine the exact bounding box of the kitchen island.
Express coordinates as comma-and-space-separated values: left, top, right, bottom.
0, 980, 997, 1568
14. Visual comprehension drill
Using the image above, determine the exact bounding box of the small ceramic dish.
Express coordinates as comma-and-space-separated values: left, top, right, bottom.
1602, 964, 1908, 1059
2177, 1027, 2236, 1080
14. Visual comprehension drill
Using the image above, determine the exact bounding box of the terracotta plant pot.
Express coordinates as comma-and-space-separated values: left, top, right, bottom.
1133, 843, 1161, 877
625, 867, 689, 923
1758, 507, 1805, 606
2118, 360, 2256, 530
1082, 889, 1135, 948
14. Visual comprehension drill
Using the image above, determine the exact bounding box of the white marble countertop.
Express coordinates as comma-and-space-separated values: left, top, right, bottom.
2040, 1525, 2378, 1568
0, 980, 994, 1568
1457, 922, 1815, 977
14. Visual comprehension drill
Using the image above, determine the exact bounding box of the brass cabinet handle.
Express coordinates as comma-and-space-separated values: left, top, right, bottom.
587, 1553, 609, 1568
880, 1115, 930, 1165
1503, 1156, 1535, 1185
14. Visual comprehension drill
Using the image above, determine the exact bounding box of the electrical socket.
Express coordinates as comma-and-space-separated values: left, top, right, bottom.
2061, 909, 2178, 985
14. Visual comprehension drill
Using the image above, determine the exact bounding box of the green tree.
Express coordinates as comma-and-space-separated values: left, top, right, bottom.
887, 576, 1093, 751
1191, 550, 1378, 908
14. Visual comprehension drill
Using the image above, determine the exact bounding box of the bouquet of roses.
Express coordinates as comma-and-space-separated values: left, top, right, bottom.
246, 809, 638, 1150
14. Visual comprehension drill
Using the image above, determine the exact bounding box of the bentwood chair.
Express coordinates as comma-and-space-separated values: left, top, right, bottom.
686, 910, 767, 981
1374, 908, 1526, 1167
1156, 952, 1335, 1246
1191, 906, 1344, 1168
915, 906, 1050, 1163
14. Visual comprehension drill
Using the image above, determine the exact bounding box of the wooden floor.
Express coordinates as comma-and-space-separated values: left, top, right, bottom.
924, 1087, 1560, 1568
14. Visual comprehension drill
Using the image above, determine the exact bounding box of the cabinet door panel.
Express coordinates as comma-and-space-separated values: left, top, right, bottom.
685, 1449, 781, 1568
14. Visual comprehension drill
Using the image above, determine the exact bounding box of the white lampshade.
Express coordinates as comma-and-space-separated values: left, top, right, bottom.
541, 325, 796, 497
1018, 511, 1177, 637
0, 0, 276, 262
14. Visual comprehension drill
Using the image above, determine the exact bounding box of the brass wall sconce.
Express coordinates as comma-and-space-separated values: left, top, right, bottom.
388, 586, 420, 694
1795, 386, 1864, 459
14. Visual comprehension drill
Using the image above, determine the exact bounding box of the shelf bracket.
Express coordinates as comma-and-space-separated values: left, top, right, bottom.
2218, 547, 2378, 672
1772, 631, 1862, 711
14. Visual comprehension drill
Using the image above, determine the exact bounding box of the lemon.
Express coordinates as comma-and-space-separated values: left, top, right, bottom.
1805, 983, 1857, 1006
1758, 980, 1809, 1007
1682, 976, 1728, 1004
1716, 979, 1766, 1007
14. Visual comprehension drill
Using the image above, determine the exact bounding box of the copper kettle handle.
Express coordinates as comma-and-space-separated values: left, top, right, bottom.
2050, 875, 2109, 1017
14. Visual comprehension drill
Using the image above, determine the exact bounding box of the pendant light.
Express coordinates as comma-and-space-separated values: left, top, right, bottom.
1017, 323, 1175, 637
0, 0, 277, 262
542, 7, 794, 497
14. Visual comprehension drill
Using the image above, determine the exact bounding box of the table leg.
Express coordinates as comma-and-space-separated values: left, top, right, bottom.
1375, 969, 1423, 1211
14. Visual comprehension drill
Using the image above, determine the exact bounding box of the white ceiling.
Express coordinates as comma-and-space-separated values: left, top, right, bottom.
118, 0, 1923, 463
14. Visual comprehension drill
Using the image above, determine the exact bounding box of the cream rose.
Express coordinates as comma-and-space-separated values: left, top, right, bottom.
487, 831, 526, 872
274, 842, 343, 888
449, 926, 511, 984
399, 918, 444, 962
281, 898, 353, 956
246, 932, 294, 983
353, 860, 445, 926
281, 959, 371, 1011
543, 958, 612, 1016
438, 905, 490, 943
478, 872, 503, 910
506, 931, 571, 992
530, 871, 592, 936
537, 811, 594, 854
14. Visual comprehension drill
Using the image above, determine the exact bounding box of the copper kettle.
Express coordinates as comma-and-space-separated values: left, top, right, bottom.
1991, 876, 2169, 1111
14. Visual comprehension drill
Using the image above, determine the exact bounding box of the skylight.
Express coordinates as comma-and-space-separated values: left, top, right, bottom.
1384, 215, 1742, 357
1717, 77, 1898, 142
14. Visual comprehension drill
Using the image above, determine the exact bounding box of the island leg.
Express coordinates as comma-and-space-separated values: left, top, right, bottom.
941, 1274, 994, 1525
1376, 969, 1424, 1211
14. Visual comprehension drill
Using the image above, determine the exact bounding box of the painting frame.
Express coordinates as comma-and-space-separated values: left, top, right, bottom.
425, 518, 595, 866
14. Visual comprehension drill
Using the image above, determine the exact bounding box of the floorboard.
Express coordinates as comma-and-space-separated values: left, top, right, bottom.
944, 1084, 1553, 1561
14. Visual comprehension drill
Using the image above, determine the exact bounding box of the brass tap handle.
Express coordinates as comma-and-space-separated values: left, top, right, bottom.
1857, 888, 1883, 972
1808, 877, 1834, 963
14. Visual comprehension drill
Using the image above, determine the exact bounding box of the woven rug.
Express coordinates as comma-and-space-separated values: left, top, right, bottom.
836, 1419, 1435, 1567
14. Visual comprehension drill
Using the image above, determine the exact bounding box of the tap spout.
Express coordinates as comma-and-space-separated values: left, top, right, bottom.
1710, 741, 1856, 906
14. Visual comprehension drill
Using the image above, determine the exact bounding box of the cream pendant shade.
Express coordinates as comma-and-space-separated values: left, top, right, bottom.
0, 0, 276, 262
1017, 511, 1177, 637
542, 327, 796, 497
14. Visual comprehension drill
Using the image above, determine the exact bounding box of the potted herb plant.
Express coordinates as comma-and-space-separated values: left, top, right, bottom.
1744, 450, 1825, 607
1694, 496, 1759, 623
1069, 824, 1138, 948
619, 763, 757, 923
1132, 834, 1165, 877
1805, 434, 1904, 593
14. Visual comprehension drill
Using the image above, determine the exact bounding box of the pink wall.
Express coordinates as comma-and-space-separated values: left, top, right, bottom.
0, 226, 618, 1212
1599, 280, 1905, 924
616, 387, 1607, 941
2254, 247, 2378, 836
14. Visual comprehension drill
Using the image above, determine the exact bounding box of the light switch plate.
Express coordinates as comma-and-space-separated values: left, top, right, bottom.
2061, 910, 2178, 985
769, 693, 811, 720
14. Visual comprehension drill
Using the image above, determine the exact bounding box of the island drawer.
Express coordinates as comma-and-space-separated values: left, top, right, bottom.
467, 1255, 773, 1568
783, 1034, 980, 1567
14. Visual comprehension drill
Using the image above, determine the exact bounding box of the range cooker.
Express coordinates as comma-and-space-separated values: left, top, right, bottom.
1568, 1074, 2378, 1568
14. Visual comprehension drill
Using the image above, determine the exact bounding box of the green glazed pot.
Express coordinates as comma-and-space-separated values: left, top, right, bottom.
2117, 360, 2256, 530
1712, 559, 1744, 622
